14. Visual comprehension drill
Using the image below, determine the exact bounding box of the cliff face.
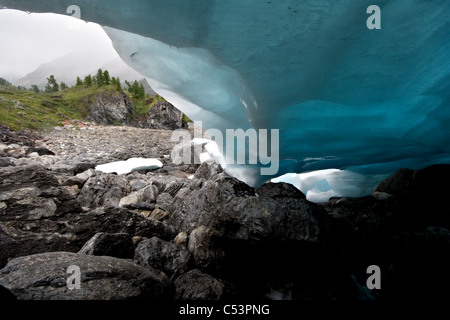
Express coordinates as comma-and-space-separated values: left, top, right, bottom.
132, 101, 184, 130
84, 91, 184, 130
85, 90, 134, 125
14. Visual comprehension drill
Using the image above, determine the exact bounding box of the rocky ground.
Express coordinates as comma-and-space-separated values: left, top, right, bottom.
0, 123, 449, 301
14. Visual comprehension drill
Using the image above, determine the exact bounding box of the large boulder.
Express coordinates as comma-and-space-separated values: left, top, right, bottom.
0, 206, 176, 269
78, 172, 130, 209
188, 226, 225, 273
169, 162, 329, 242
134, 237, 192, 279
174, 269, 225, 300
0, 252, 172, 300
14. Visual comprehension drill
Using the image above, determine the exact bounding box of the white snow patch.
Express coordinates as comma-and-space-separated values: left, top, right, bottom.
95, 158, 163, 175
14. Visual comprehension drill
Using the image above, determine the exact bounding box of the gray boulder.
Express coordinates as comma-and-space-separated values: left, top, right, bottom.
78, 172, 130, 209
0, 206, 176, 269
134, 237, 191, 279
169, 164, 328, 242
0, 252, 172, 300
174, 269, 225, 300
188, 226, 225, 273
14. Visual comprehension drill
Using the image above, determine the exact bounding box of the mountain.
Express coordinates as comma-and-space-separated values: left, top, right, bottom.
15, 51, 146, 91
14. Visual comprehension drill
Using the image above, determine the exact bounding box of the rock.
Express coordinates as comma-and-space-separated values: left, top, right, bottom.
86, 90, 134, 125
375, 168, 415, 197
132, 101, 183, 130
0, 206, 176, 269
156, 193, 174, 211
169, 165, 328, 242
118, 183, 159, 209
118, 191, 141, 208
174, 269, 225, 300
0, 158, 15, 167
257, 182, 306, 200
164, 181, 187, 197
0, 252, 172, 300
26, 147, 55, 156
141, 184, 159, 202
375, 164, 450, 201
78, 232, 134, 259
78, 172, 130, 209
63, 169, 95, 187
174, 232, 188, 247
0, 284, 16, 300
194, 159, 224, 181
0, 164, 60, 191
149, 208, 169, 222
188, 226, 225, 273
130, 202, 156, 211
0, 125, 41, 147
134, 237, 192, 279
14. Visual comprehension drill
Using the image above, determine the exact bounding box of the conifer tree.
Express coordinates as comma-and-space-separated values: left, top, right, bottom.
103, 70, 111, 85
84, 75, 92, 86
76, 77, 83, 86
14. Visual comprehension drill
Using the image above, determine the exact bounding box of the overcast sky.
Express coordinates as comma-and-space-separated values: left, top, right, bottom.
0, 9, 118, 82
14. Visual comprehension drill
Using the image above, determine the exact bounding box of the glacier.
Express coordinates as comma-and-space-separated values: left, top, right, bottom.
1, 0, 450, 201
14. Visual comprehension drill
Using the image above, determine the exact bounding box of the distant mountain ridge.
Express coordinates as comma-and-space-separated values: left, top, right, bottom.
15, 51, 146, 91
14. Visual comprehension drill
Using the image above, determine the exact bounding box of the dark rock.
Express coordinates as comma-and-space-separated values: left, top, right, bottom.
132, 101, 183, 130
188, 226, 225, 273
0, 206, 176, 269
0, 158, 15, 167
0, 284, 16, 300
373, 164, 450, 229
375, 168, 415, 197
174, 269, 225, 300
323, 195, 397, 244
169, 167, 328, 242
164, 181, 187, 197
134, 237, 192, 279
257, 182, 306, 200
26, 147, 55, 156
156, 193, 174, 211
0, 125, 41, 147
131, 202, 156, 211
79, 232, 134, 259
194, 159, 224, 181
0, 164, 60, 192
85, 91, 134, 125
0, 252, 172, 300
376, 164, 450, 201
78, 172, 130, 209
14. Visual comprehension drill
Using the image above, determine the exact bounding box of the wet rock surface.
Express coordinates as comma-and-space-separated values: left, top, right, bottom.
0, 124, 449, 301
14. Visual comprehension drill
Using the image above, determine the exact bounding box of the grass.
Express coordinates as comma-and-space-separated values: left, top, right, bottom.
0, 85, 131, 132
0, 84, 191, 132
0, 86, 82, 132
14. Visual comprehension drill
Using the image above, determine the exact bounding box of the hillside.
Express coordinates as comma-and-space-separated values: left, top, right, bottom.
0, 83, 166, 132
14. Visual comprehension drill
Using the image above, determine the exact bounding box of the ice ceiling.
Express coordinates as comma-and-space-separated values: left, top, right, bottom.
2, 0, 449, 201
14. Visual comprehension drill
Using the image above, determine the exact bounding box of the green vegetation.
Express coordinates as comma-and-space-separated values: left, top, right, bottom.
0, 72, 188, 132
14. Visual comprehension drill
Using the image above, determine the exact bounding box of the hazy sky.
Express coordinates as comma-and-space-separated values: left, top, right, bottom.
0, 9, 118, 82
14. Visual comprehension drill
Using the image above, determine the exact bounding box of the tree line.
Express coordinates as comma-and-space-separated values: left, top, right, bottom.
0, 69, 147, 99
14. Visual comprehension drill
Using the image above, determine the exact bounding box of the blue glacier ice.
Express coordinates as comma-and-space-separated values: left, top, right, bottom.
2, 0, 450, 201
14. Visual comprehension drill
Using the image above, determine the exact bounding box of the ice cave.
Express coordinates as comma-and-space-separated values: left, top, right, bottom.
2, 0, 449, 202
